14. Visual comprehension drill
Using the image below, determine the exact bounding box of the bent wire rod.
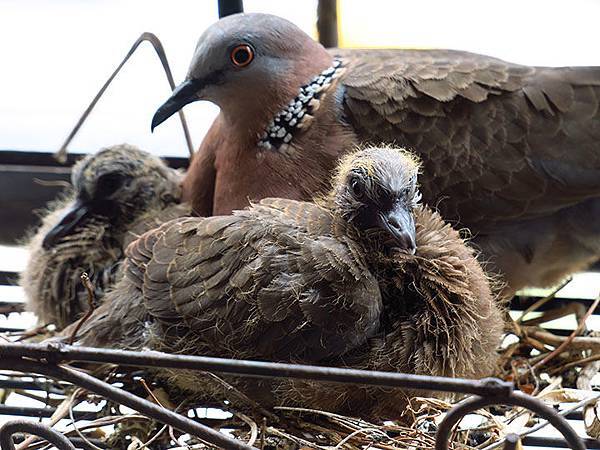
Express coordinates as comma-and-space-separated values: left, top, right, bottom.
0, 342, 513, 397
2, 358, 256, 450
434, 391, 586, 450
0, 419, 76, 450
55, 32, 194, 162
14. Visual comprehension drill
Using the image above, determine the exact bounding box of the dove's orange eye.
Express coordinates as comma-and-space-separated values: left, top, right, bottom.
230, 44, 254, 67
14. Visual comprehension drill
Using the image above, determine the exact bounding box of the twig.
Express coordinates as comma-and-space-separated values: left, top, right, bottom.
551, 353, 600, 374
139, 378, 164, 407
206, 372, 278, 421
138, 424, 169, 450
524, 328, 600, 352
234, 412, 259, 447
68, 273, 96, 345
135, 378, 171, 450
33, 178, 72, 188
15, 388, 85, 450
334, 427, 389, 449
521, 303, 586, 327
266, 426, 330, 450
274, 406, 374, 428
260, 417, 266, 450
516, 277, 572, 323
15, 324, 52, 342
64, 414, 150, 432
532, 293, 600, 371
68, 392, 104, 450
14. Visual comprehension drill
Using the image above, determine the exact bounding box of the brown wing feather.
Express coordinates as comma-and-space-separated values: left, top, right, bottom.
275, 206, 504, 419
127, 200, 382, 362
336, 48, 600, 230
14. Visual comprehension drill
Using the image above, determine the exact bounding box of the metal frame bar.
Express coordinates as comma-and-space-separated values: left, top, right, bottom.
317, 0, 339, 47
218, 0, 243, 18
0, 342, 588, 450
0, 342, 512, 396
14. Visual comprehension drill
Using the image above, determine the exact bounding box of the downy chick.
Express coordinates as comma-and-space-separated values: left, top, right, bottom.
22, 144, 188, 330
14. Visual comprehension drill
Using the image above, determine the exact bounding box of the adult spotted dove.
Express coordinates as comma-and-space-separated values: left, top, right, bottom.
65, 146, 503, 417
151, 13, 600, 296
22, 144, 189, 330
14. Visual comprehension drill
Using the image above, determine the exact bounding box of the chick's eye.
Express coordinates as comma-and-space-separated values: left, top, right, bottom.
96, 173, 130, 198
350, 177, 365, 200
230, 44, 254, 67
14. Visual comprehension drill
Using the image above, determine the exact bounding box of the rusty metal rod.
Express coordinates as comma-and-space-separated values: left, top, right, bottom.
2, 358, 256, 450
218, 0, 243, 17
0, 419, 76, 450
317, 0, 338, 48
55, 32, 194, 162
434, 392, 586, 450
502, 434, 520, 450
0, 343, 589, 449
0, 342, 513, 397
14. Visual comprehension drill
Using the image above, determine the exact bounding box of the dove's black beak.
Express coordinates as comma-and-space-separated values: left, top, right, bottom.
378, 204, 417, 254
42, 200, 92, 250
151, 80, 202, 131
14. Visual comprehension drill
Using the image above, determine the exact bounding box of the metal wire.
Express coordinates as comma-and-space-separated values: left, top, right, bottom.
0, 342, 589, 450
54, 32, 194, 162
1, 358, 256, 450
0, 342, 513, 397
0, 419, 76, 450
434, 392, 586, 450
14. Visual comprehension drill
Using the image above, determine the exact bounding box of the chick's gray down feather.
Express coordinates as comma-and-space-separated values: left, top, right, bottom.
277, 206, 505, 418
21, 144, 189, 330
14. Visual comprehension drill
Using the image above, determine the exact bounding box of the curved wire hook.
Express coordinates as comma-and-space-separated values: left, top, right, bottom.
2, 357, 256, 450
434, 391, 586, 450
55, 32, 194, 163
0, 419, 76, 450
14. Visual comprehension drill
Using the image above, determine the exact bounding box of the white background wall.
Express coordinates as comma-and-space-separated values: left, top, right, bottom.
1, 0, 600, 157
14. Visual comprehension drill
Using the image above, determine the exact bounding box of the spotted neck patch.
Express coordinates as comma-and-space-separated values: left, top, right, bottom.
258, 59, 344, 154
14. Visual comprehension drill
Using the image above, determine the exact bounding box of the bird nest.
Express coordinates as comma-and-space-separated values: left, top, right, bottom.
1, 281, 599, 449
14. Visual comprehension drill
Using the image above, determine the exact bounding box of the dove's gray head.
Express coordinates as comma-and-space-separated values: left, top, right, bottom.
42, 145, 181, 249
331, 146, 422, 254
151, 13, 332, 133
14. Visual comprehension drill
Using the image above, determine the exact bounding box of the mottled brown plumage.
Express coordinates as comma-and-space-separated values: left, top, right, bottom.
152, 13, 600, 295
21, 144, 188, 329
276, 206, 504, 419
66, 147, 503, 418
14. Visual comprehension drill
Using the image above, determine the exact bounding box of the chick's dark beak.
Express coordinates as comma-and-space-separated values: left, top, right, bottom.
378, 205, 417, 254
42, 200, 92, 250
151, 79, 201, 131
